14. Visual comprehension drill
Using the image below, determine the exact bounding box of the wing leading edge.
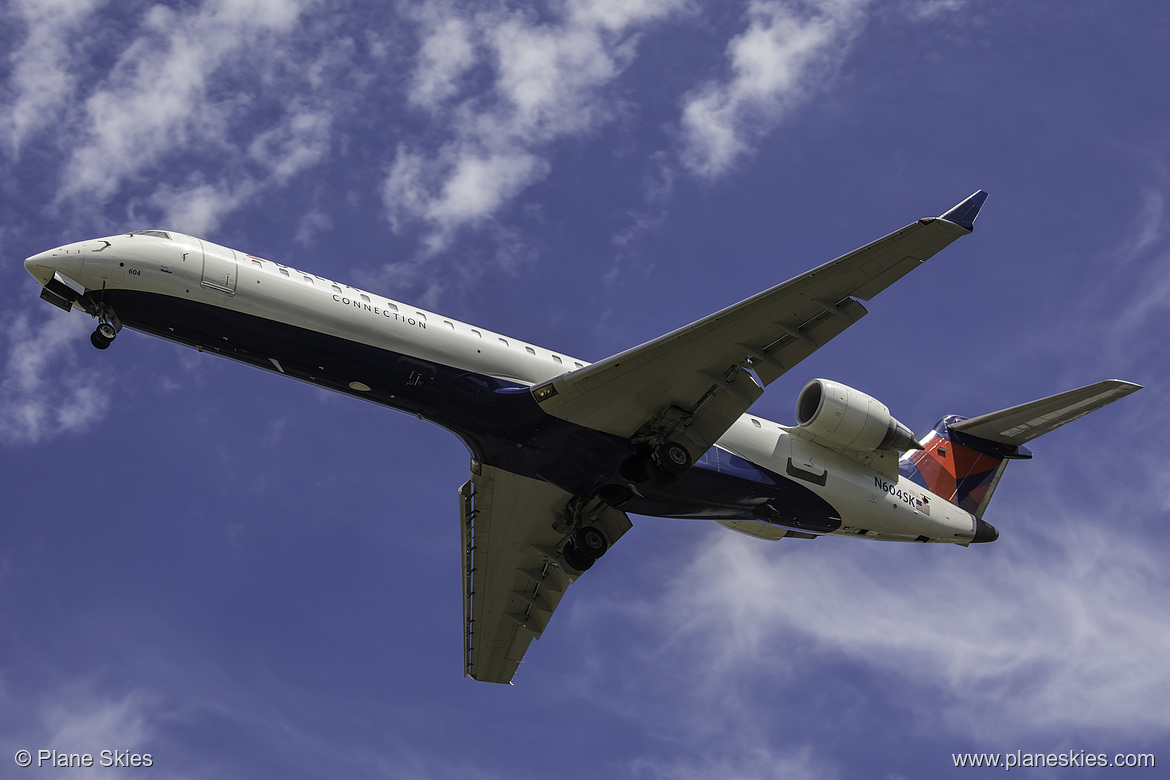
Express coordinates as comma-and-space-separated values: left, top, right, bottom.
534, 191, 988, 462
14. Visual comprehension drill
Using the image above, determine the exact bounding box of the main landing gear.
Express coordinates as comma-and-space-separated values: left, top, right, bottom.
652, 440, 692, 474
617, 439, 693, 484
560, 525, 609, 573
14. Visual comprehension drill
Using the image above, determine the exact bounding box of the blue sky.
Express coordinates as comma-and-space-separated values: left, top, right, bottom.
2, 1, 1168, 777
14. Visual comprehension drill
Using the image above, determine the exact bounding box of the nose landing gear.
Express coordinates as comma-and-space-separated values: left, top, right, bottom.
89, 305, 121, 350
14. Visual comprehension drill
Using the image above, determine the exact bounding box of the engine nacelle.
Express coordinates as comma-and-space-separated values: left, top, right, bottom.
794, 378, 920, 452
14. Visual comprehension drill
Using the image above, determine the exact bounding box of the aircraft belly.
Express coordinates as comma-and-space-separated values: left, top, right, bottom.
96, 289, 637, 491
626, 447, 844, 530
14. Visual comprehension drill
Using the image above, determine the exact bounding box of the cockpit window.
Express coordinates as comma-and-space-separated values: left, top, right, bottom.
129, 230, 171, 239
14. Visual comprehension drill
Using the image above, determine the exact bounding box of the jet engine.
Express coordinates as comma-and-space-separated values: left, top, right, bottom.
794, 378, 921, 453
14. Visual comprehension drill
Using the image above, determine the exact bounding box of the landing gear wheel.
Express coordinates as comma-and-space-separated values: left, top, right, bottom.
573, 526, 609, 560
561, 543, 594, 573
652, 441, 692, 474
561, 525, 610, 573
90, 329, 112, 350
97, 322, 117, 341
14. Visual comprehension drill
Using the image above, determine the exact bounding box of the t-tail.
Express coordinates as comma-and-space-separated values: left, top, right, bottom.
899, 380, 1141, 534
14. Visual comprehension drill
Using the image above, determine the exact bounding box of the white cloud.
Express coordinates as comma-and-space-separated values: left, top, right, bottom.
56, 0, 323, 212
0, 0, 103, 157
247, 110, 333, 185
384, 0, 688, 252
429, 151, 549, 227
144, 178, 251, 237
654, 515, 1170, 740
0, 310, 111, 447
0, 679, 196, 780
293, 207, 333, 246
1120, 186, 1165, 261
630, 744, 837, 780
902, 0, 968, 21
679, 0, 869, 178
408, 14, 477, 108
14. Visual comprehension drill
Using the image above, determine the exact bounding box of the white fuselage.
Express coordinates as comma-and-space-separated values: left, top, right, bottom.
24, 230, 980, 545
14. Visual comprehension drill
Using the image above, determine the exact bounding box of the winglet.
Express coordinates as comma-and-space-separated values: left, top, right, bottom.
939, 190, 989, 231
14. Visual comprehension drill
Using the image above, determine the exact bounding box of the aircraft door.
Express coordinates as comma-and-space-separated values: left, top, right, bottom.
199, 240, 238, 294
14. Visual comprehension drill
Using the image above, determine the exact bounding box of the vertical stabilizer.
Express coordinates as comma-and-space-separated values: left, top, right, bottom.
900, 419, 1026, 518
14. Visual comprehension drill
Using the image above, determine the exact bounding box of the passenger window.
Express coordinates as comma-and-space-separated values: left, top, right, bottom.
304, 276, 314, 284
552, 355, 562, 364
360, 294, 370, 302
385, 302, 398, 312
471, 329, 482, 338
444, 321, 455, 330
499, 338, 509, 347
525, 347, 535, 355
332, 284, 342, 293
751, 419, 761, 428
279, 268, 289, 277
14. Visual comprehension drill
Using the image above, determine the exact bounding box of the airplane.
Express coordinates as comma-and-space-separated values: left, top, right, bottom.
22, 191, 1141, 684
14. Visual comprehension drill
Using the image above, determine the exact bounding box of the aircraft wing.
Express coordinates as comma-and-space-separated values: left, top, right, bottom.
535, 192, 988, 460
458, 461, 632, 684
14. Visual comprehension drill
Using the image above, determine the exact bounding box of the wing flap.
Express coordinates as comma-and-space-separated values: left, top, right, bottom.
459, 462, 631, 684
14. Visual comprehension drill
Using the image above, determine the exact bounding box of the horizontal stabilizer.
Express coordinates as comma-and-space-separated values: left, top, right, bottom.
950, 380, 1142, 446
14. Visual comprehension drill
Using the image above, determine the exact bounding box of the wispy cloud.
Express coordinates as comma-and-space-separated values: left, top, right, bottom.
60, 1, 306, 204
0, 311, 111, 446
901, 0, 969, 22
0, 0, 103, 157
4, 0, 345, 236
0, 677, 195, 780
652, 514, 1170, 741
141, 177, 251, 237
383, 0, 688, 254
630, 744, 837, 780
678, 0, 869, 178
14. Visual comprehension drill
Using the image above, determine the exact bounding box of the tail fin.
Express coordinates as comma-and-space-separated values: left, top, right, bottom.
899, 380, 1141, 518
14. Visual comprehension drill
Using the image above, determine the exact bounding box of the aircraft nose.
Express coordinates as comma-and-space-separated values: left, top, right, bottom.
24, 250, 57, 286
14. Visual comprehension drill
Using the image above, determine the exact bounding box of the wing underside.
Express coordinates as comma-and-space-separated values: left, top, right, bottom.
459, 462, 631, 684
